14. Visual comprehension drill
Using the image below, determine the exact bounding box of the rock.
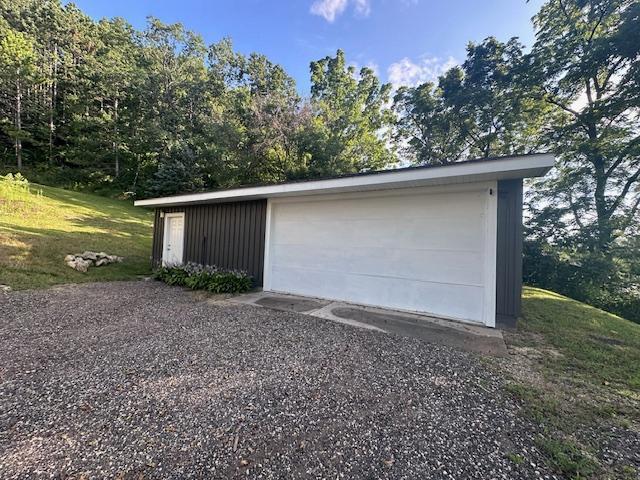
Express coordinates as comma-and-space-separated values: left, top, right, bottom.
81, 251, 98, 261
0, 284, 11, 293
74, 258, 91, 272
66, 258, 91, 273
65, 251, 122, 271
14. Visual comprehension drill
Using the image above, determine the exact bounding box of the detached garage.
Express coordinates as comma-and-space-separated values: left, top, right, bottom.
135, 153, 554, 328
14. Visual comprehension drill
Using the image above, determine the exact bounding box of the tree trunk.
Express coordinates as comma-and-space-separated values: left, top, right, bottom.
49, 43, 58, 165
593, 157, 612, 251
114, 96, 119, 177
15, 76, 22, 170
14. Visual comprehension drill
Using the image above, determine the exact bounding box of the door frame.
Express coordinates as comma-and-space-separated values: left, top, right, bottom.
162, 212, 185, 266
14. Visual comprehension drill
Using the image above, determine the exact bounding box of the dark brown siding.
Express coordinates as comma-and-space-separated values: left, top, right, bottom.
151, 200, 267, 285
495, 179, 523, 328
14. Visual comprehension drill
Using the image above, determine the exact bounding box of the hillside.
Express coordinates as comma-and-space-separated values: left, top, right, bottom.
0, 175, 153, 290
502, 287, 640, 479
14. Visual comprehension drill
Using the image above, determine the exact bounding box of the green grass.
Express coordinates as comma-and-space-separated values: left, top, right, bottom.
501, 287, 640, 479
0, 177, 153, 289
521, 287, 640, 393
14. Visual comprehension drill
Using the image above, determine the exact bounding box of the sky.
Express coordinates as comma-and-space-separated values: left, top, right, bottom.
68, 0, 545, 94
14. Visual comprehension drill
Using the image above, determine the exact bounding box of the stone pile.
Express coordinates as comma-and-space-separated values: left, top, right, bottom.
65, 251, 123, 272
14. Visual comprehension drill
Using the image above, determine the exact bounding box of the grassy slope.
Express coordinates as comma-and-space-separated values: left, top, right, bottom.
0, 181, 153, 289
503, 287, 640, 479
522, 287, 640, 392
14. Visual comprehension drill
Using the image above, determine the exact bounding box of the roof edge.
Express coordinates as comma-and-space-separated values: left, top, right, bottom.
135, 153, 555, 208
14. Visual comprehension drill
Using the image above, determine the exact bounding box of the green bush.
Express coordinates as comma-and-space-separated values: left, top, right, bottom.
153, 262, 253, 294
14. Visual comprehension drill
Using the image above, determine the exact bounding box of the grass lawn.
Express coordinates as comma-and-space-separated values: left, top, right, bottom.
0, 177, 153, 289
501, 287, 640, 479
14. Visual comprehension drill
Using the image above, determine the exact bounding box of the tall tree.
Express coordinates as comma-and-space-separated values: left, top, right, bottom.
309, 50, 395, 175
392, 82, 466, 165
393, 37, 548, 165
0, 26, 38, 169
439, 37, 546, 159
527, 0, 640, 251
92, 18, 139, 177
206, 39, 307, 186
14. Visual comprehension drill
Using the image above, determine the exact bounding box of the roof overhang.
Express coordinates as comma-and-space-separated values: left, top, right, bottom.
134, 153, 555, 208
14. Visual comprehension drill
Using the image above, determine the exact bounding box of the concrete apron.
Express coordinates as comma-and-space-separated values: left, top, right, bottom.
229, 291, 508, 357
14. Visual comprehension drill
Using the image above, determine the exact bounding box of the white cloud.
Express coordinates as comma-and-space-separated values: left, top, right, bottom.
310, 0, 371, 22
387, 55, 458, 88
354, 0, 371, 16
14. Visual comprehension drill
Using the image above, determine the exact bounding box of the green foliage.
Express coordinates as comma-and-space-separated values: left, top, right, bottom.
309, 49, 395, 175
393, 82, 466, 164
393, 37, 549, 164
147, 145, 205, 197
153, 262, 253, 294
524, 240, 640, 323
0, 4, 395, 197
0, 172, 30, 201
526, 0, 640, 252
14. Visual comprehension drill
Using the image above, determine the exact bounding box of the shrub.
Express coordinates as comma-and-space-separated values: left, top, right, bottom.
0, 172, 30, 200
0, 173, 43, 215
153, 262, 253, 294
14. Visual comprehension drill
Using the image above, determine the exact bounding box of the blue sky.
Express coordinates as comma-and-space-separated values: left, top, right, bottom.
69, 0, 544, 93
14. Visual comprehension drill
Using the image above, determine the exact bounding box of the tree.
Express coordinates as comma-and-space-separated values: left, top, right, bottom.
92, 18, 139, 177
439, 37, 547, 159
392, 82, 466, 165
309, 50, 395, 175
393, 37, 548, 166
527, 0, 640, 252
0, 26, 38, 169
205, 39, 308, 186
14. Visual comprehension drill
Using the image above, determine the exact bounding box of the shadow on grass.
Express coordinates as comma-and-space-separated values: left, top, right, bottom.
1, 219, 152, 290
40, 186, 148, 224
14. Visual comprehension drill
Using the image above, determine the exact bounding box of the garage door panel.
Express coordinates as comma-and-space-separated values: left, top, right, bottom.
272, 244, 484, 286
270, 265, 485, 321
273, 216, 485, 251
267, 188, 491, 324
276, 191, 484, 221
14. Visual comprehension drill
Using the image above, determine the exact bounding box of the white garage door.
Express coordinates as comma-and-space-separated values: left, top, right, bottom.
265, 184, 496, 325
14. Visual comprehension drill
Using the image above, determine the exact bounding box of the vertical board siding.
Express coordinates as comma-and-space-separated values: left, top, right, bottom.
150, 199, 267, 285
495, 179, 523, 328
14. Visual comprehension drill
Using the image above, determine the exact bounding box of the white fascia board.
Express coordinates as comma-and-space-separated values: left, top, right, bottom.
134, 154, 555, 208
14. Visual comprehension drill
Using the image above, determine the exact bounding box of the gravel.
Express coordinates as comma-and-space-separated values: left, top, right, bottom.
0, 281, 557, 479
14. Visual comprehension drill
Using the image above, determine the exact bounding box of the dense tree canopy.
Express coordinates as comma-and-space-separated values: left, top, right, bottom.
0, 2, 395, 196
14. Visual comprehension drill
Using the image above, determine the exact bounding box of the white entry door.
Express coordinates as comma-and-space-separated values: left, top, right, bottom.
163, 213, 185, 266
265, 184, 497, 326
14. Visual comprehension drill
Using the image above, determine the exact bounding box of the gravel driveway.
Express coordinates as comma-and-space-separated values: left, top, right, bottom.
0, 281, 556, 479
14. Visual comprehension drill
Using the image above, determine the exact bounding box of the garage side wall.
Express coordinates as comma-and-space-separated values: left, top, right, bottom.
151, 199, 267, 285
495, 179, 523, 328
